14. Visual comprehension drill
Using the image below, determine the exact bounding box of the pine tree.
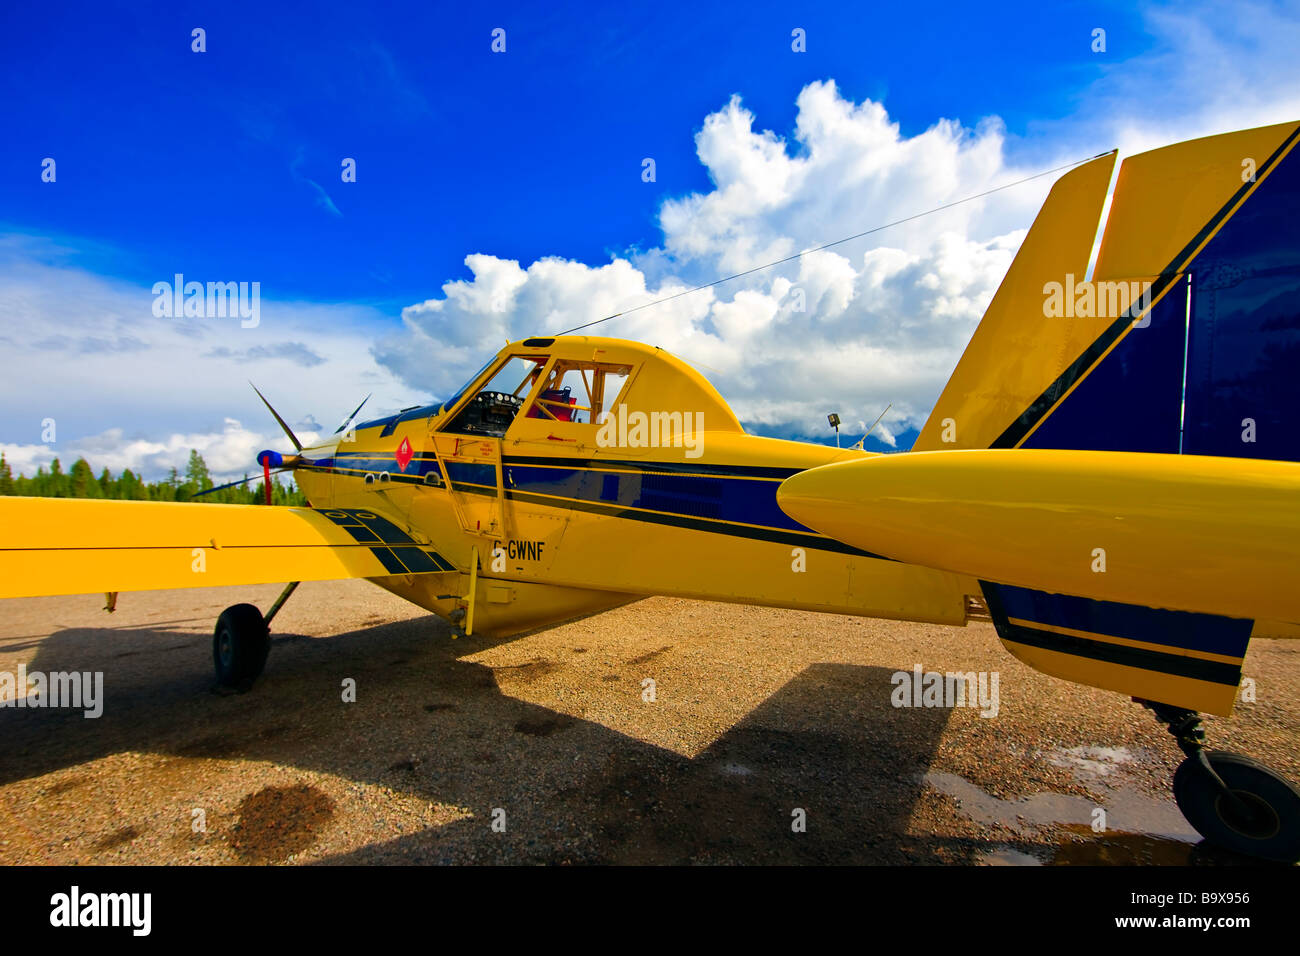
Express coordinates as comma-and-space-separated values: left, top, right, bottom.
70, 458, 97, 498
4, 454, 308, 505
154, 467, 180, 502
49, 458, 67, 497
120, 469, 147, 500
185, 449, 213, 493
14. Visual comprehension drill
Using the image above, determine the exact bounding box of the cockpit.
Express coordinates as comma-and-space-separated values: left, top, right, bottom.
441, 350, 633, 438
443, 355, 548, 437
429, 336, 745, 447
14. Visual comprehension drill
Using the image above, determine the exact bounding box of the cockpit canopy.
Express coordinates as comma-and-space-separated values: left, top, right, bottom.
437, 336, 742, 440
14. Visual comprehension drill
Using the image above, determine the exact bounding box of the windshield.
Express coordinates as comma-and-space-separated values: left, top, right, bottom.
438, 355, 497, 415
441, 355, 550, 438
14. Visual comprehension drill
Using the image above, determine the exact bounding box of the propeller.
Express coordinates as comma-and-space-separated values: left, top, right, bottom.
225, 385, 371, 504
190, 468, 291, 500
250, 382, 302, 452
245, 384, 310, 503
333, 393, 372, 437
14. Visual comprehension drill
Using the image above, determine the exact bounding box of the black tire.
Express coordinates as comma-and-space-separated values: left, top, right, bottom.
213, 603, 270, 691
1173, 751, 1300, 863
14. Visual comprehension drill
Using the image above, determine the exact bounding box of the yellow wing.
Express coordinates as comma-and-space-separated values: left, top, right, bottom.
0, 497, 458, 598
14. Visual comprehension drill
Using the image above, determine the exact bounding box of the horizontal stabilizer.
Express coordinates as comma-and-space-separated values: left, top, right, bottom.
777, 449, 1300, 623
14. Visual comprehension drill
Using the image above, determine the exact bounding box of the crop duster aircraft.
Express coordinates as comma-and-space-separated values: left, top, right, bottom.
2, 121, 1298, 862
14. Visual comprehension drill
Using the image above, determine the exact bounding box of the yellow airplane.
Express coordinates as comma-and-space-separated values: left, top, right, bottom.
1, 120, 1297, 862
1, 336, 974, 657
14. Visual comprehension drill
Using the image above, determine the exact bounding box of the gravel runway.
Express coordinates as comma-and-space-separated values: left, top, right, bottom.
1, 580, 1296, 865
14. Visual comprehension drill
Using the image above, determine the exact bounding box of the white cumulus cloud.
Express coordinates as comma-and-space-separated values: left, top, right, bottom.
379, 80, 1034, 443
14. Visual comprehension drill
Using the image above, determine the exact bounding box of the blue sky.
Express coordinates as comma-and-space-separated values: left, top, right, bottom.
2, 1, 1136, 305
2, 1, 1298, 478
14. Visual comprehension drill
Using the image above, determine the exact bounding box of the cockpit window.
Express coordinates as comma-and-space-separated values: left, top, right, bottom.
525, 361, 633, 425
442, 355, 548, 437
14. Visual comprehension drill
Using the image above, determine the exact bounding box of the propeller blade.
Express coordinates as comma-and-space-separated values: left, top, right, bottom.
190, 468, 290, 498
334, 393, 372, 435
250, 383, 303, 451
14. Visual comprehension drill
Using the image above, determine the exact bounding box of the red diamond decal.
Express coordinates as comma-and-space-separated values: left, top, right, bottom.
395, 436, 414, 472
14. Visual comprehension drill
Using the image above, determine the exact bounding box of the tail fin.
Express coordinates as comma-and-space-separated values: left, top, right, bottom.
912, 150, 1116, 451
917, 120, 1300, 458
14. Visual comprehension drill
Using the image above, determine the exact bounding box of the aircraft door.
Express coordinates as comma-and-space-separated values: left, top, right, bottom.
435, 354, 549, 538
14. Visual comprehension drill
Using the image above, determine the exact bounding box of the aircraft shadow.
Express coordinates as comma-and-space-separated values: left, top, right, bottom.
321, 659, 983, 865
3, 615, 1044, 864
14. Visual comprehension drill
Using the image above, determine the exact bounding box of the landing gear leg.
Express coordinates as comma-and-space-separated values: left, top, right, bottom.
213, 582, 299, 692
1141, 699, 1300, 862
263, 581, 300, 626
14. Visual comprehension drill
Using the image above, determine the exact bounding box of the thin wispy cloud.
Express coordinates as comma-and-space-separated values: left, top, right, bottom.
303, 177, 343, 218
290, 148, 344, 218
203, 342, 328, 367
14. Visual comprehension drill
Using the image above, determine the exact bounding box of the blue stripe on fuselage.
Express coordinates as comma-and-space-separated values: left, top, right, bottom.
496, 462, 807, 532
311, 454, 818, 535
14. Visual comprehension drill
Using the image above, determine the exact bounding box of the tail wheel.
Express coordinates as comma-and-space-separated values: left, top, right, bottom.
1173, 751, 1300, 863
213, 603, 270, 691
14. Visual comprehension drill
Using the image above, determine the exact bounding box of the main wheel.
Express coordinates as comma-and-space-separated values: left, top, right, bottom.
213, 603, 270, 691
1173, 751, 1300, 862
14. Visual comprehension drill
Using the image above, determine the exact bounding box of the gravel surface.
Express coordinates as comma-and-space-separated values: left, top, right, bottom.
1, 580, 1296, 865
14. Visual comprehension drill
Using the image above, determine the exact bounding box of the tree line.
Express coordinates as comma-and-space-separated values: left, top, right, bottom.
0, 449, 307, 505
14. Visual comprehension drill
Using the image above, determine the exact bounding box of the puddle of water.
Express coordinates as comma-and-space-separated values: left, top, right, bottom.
1095, 785, 1199, 843
719, 762, 754, 776
1052, 826, 1200, 865
923, 769, 1205, 865
924, 771, 1096, 832
1042, 745, 1135, 778
979, 847, 1044, 866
